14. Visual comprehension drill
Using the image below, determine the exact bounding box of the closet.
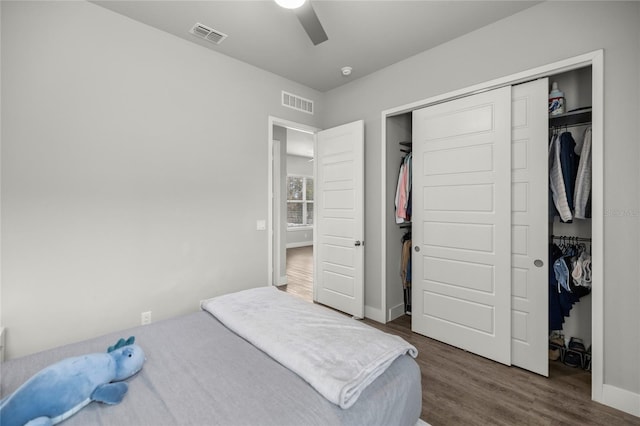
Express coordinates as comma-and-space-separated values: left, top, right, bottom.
395, 140, 412, 315
386, 113, 414, 319
385, 66, 593, 378
547, 67, 593, 372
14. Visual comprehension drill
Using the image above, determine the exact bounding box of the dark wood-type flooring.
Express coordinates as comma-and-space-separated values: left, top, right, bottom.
281, 246, 640, 426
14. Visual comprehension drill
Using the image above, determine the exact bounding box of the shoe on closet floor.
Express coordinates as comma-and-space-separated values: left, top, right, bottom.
548, 331, 565, 361
549, 331, 565, 348
568, 337, 586, 353
563, 350, 583, 368
564, 337, 586, 368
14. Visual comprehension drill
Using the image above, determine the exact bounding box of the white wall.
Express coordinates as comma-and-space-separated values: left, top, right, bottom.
286, 228, 313, 248
287, 154, 313, 176
322, 0, 640, 401
0, 0, 322, 358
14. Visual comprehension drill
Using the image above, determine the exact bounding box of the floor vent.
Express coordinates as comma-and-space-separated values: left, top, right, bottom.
282, 91, 314, 115
190, 23, 227, 45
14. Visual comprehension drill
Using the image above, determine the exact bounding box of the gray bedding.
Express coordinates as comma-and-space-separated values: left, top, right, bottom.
1, 311, 421, 426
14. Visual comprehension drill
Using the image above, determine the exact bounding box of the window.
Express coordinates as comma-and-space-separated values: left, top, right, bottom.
287, 175, 313, 227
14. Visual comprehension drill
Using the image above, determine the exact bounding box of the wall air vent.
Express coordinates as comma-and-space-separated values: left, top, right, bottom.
189, 23, 227, 45
282, 91, 314, 115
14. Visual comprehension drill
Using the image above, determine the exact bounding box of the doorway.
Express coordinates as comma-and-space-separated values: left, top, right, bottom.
283, 127, 315, 303
268, 118, 366, 318
267, 117, 319, 301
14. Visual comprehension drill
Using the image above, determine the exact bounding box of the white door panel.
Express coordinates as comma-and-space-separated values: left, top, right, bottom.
315, 120, 364, 318
412, 86, 512, 365
510, 79, 549, 376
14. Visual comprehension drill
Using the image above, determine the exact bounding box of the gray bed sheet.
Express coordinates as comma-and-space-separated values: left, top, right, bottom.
1, 311, 421, 426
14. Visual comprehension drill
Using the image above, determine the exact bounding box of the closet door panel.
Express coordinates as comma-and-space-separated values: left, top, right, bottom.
423, 144, 494, 175
411, 86, 512, 366
423, 184, 494, 212
422, 256, 494, 293
422, 222, 494, 252
422, 292, 495, 333
510, 79, 549, 377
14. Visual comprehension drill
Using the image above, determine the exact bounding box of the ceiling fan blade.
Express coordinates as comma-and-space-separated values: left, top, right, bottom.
293, 1, 328, 46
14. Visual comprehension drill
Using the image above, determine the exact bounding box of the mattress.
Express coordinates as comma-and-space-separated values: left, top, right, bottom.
1, 311, 422, 426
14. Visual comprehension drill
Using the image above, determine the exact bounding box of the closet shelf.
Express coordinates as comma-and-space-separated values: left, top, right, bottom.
549, 107, 592, 127
399, 141, 412, 154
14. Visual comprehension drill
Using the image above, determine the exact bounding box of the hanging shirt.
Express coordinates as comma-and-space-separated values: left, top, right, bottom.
395, 162, 408, 223
574, 127, 592, 219
403, 153, 412, 221
394, 153, 412, 223
549, 133, 573, 222
559, 132, 578, 215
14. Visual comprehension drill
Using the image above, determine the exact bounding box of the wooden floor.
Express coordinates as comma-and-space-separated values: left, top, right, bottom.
366, 315, 640, 426
281, 246, 313, 303
280, 246, 640, 425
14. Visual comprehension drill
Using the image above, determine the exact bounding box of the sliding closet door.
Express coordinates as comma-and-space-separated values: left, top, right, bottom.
510, 79, 549, 376
412, 87, 512, 365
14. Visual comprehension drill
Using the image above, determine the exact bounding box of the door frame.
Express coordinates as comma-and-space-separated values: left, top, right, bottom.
380, 50, 604, 402
271, 138, 284, 286
267, 117, 319, 288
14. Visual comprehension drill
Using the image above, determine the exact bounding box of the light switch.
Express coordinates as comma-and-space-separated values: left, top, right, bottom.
256, 220, 266, 231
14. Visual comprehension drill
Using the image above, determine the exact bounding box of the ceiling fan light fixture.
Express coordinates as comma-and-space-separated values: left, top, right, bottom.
274, 0, 306, 9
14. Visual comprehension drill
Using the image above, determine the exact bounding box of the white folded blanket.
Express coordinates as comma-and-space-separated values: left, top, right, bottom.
201, 287, 418, 409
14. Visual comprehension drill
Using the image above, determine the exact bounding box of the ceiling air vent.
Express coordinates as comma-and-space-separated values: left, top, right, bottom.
190, 23, 227, 45
282, 91, 314, 115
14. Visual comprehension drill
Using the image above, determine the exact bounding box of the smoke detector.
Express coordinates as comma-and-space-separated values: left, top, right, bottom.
341, 66, 353, 76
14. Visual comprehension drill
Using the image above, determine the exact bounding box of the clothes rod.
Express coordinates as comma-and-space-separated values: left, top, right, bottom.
551, 235, 592, 242
549, 122, 591, 130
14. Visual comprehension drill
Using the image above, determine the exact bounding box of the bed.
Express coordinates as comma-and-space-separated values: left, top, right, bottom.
1, 287, 422, 426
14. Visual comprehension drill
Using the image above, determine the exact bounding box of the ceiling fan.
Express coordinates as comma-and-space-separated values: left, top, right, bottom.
275, 0, 328, 46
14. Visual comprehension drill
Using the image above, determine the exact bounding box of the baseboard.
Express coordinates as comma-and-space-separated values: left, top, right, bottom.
276, 276, 288, 286
286, 241, 313, 248
388, 303, 406, 322
602, 384, 640, 418
364, 305, 385, 323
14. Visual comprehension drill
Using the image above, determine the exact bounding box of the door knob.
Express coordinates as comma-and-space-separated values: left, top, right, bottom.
414, 246, 420, 252
534, 259, 544, 267
355, 240, 361, 246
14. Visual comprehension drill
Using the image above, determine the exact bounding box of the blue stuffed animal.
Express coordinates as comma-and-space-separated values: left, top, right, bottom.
0, 336, 145, 426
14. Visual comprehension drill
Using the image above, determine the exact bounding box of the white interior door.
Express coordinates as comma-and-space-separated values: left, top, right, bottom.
411, 87, 512, 365
314, 120, 364, 318
510, 79, 549, 376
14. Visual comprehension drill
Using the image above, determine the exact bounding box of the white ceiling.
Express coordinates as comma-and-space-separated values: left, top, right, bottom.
92, 0, 541, 92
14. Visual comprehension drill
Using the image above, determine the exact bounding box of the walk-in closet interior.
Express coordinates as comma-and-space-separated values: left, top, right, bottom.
385, 65, 593, 380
